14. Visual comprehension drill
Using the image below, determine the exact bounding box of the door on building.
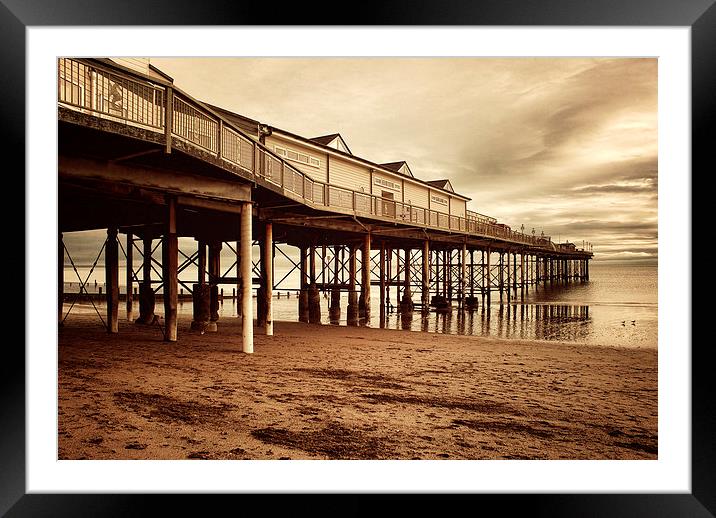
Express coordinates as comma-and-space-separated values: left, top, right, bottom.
381, 191, 396, 218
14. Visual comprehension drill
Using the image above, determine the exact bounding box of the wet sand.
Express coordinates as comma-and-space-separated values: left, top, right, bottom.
58, 313, 657, 460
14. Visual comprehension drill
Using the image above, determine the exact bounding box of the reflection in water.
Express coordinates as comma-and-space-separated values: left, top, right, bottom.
306, 300, 594, 342
181, 273, 655, 348
355, 302, 593, 343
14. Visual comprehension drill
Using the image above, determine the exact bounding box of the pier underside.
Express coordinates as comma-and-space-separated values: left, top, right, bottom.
58, 58, 592, 352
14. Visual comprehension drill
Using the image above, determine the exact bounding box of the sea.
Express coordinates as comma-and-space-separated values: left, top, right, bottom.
62, 261, 657, 349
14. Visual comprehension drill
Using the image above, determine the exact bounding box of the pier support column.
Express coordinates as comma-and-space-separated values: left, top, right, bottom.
235, 239, 242, 317
520, 252, 525, 300
400, 248, 414, 312
308, 245, 321, 324
446, 249, 453, 302
499, 252, 504, 301
298, 247, 309, 323
347, 245, 358, 324
557, 258, 561, 282
240, 202, 253, 353
263, 223, 273, 336
506, 252, 511, 302
385, 247, 392, 312
567, 259, 571, 281
537, 256, 541, 283
422, 240, 430, 310
555, 258, 559, 282
59, 233, 64, 325
564, 258, 568, 282
513, 252, 517, 296
330, 245, 341, 321
535, 256, 540, 283
465, 247, 478, 310
361, 234, 371, 321
470, 250, 475, 298
125, 233, 133, 322
442, 250, 448, 298
379, 243, 386, 317
162, 197, 178, 342
586, 259, 590, 281
191, 241, 210, 331
207, 241, 221, 332
137, 235, 156, 324
396, 249, 402, 303
433, 250, 440, 299
485, 249, 491, 307
105, 227, 119, 333
257, 237, 267, 329
459, 243, 467, 309
480, 250, 486, 307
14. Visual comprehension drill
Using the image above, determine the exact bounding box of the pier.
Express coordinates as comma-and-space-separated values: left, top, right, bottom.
58, 58, 593, 353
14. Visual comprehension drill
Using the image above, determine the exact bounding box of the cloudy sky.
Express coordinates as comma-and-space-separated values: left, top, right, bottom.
64, 57, 657, 265
151, 57, 657, 263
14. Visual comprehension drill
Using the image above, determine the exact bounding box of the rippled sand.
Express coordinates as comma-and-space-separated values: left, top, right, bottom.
58, 314, 657, 460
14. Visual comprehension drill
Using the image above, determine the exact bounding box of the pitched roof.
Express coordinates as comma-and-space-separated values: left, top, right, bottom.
426, 179, 454, 193
310, 133, 341, 145
380, 161, 414, 178
310, 133, 352, 154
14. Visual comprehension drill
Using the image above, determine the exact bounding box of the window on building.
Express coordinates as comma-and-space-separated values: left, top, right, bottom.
275, 145, 321, 168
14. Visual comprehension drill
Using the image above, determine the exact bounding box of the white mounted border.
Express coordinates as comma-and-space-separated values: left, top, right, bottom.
27, 26, 690, 493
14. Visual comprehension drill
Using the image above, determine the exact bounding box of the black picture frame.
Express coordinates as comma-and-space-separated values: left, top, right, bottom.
6, 0, 711, 515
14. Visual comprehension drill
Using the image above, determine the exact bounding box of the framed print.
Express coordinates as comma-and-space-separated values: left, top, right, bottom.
7, 0, 713, 515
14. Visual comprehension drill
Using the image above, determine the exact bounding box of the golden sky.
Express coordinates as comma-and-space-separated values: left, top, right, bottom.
151, 57, 656, 263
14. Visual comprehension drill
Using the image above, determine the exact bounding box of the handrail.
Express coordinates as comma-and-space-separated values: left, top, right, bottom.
58, 58, 585, 253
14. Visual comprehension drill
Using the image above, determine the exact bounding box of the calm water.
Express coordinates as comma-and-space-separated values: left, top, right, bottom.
63, 262, 657, 348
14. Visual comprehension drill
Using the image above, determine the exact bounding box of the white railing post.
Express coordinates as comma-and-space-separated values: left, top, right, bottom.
164, 87, 173, 154
217, 119, 223, 159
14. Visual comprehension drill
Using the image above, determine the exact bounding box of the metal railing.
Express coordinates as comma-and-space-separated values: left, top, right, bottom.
59, 58, 565, 250
58, 57, 165, 131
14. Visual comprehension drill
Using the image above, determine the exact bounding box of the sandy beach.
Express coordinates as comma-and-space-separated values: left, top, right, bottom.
58, 313, 657, 460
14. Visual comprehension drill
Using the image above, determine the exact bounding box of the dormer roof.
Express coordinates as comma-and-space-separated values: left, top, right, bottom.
426, 179, 455, 193
380, 161, 414, 178
310, 133, 352, 155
